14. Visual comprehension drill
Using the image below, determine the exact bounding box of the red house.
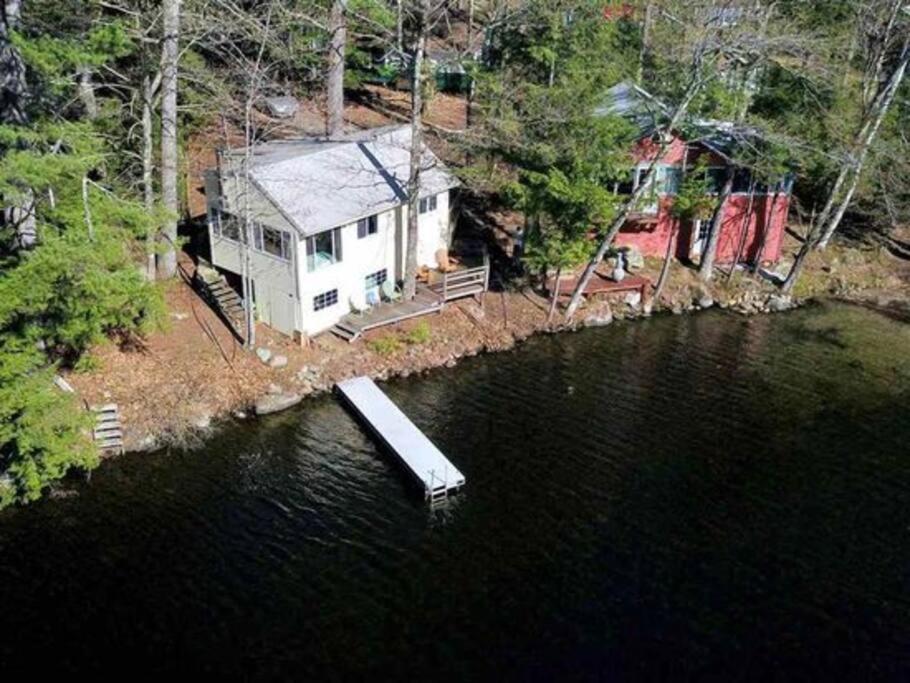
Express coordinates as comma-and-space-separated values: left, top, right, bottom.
600, 83, 793, 266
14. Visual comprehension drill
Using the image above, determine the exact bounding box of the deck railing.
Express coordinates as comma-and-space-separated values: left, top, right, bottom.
429, 251, 490, 303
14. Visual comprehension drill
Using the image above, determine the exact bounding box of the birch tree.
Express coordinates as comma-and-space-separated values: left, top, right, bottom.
157, 0, 180, 279
326, 0, 347, 136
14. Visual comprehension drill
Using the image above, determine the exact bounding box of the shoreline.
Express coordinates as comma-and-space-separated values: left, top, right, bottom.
64, 236, 909, 458
119, 281, 910, 457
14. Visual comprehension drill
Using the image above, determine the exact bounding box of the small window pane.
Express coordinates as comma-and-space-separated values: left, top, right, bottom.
357, 215, 378, 238
365, 269, 387, 290
313, 289, 338, 311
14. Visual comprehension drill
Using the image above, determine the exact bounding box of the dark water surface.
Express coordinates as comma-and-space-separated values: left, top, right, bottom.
2, 303, 910, 680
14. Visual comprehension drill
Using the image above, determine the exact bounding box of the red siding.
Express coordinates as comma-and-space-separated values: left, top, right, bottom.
615, 193, 790, 265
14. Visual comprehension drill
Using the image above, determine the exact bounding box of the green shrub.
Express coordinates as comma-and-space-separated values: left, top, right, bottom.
404, 321, 431, 345
368, 335, 402, 355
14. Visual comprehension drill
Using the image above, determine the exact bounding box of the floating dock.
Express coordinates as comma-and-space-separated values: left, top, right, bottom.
336, 376, 465, 503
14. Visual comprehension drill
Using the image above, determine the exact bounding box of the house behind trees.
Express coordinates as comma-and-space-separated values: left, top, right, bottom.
204, 125, 458, 339
602, 83, 793, 265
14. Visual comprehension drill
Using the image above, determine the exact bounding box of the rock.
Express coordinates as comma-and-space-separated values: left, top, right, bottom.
193, 413, 212, 430
583, 307, 614, 328
255, 392, 302, 416
233, 410, 247, 419
767, 294, 792, 312
268, 354, 288, 369
135, 434, 160, 452
697, 295, 715, 309
623, 245, 645, 271
624, 291, 642, 308
256, 347, 272, 364
170, 311, 189, 321
267, 383, 283, 395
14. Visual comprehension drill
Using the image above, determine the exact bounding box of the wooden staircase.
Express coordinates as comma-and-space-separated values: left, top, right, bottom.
92, 404, 124, 455
195, 262, 246, 342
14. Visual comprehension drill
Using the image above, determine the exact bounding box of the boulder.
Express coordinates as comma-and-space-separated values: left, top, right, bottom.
255, 392, 302, 416
767, 294, 792, 313
583, 306, 614, 328
697, 295, 715, 309
269, 354, 289, 369
256, 347, 272, 364
624, 291, 642, 308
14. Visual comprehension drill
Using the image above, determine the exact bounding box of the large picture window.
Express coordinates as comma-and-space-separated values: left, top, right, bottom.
306, 227, 343, 272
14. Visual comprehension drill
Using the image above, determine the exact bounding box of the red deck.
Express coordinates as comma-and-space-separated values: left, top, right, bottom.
548, 272, 650, 300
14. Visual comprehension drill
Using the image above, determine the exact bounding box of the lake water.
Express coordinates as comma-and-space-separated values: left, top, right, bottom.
1, 302, 909, 680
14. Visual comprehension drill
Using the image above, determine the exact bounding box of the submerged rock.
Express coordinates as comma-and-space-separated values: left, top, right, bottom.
255, 392, 302, 416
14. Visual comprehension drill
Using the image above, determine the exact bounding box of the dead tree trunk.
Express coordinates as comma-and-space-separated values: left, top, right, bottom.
0, 0, 26, 125
698, 171, 734, 282
403, 0, 428, 301
326, 0, 347, 137
637, 3, 653, 84
157, 0, 180, 279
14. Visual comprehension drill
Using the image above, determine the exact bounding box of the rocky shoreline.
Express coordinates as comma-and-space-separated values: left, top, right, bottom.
126, 282, 809, 454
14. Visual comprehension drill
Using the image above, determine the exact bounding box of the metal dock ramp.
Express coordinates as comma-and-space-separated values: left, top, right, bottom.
336, 376, 465, 503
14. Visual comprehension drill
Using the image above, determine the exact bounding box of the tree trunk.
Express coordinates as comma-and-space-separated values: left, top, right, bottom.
76, 66, 98, 120
326, 0, 347, 137
637, 3, 653, 84
396, 0, 404, 54
403, 1, 428, 301
563, 74, 704, 320
653, 219, 678, 302
726, 180, 757, 281
815, 44, 909, 250
157, 0, 180, 279
142, 74, 156, 280
547, 266, 561, 325
698, 171, 734, 282
0, 0, 26, 125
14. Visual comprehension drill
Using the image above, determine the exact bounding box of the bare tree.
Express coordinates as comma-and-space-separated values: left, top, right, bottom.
402, 0, 429, 300
326, 0, 347, 137
157, 0, 181, 279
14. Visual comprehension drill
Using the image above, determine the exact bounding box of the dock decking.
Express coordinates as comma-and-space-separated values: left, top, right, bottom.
336, 376, 465, 503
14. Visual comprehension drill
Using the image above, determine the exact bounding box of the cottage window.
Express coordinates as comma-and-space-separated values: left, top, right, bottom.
209, 207, 222, 236
306, 227, 343, 272
419, 194, 438, 214
313, 289, 339, 311
263, 225, 291, 260
357, 214, 378, 238
220, 213, 245, 243
364, 269, 387, 292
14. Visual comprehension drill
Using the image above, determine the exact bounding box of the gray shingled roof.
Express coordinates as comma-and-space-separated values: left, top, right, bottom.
217, 125, 459, 236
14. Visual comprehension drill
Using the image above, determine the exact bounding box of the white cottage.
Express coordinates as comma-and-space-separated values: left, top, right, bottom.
204, 125, 459, 339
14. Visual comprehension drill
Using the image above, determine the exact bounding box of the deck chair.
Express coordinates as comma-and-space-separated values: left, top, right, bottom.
349, 296, 369, 316
380, 279, 403, 303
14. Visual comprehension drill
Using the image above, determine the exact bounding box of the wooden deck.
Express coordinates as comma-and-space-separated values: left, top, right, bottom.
332, 286, 443, 341
548, 272, 650, 301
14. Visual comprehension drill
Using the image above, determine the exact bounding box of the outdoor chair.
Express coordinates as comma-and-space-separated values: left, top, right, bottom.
349, 296, 370, 317
380, 279, 403, 303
